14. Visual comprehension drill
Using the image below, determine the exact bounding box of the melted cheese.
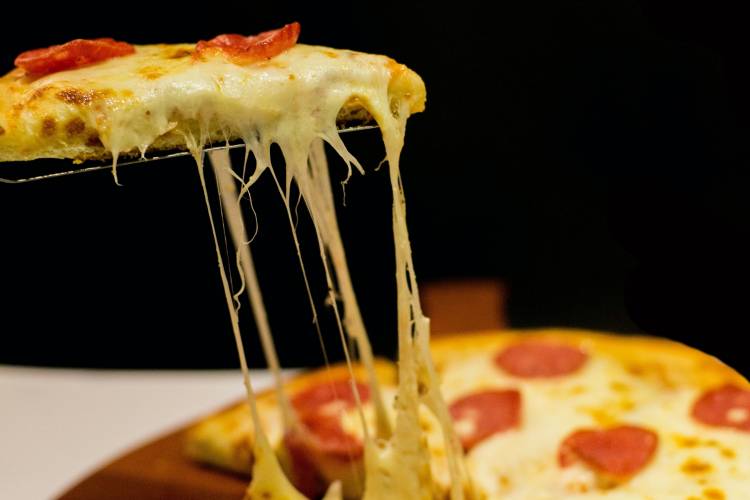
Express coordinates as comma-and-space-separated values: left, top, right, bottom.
208, 148, 295, 430
193, 151, 304, 499
99, 42, 447, 499
189, 50, 459, 498
306, 139, 392, 440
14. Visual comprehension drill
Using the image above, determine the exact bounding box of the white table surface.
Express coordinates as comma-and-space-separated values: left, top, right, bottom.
0, 366, 286, 500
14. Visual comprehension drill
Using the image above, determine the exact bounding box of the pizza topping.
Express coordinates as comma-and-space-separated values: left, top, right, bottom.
298, 412, 365, 459
282, 380, 369, 495
692, 384, 750, 432
286, 379, 370, 456
291, 379, 370, 416
283, 431, 328, 498
495, 341, 588, 378
194, 22, 301, 64
15, 38, 135, 77
290, 379, 368, 457
448, 389, 521, 450
558, 425, 658, 478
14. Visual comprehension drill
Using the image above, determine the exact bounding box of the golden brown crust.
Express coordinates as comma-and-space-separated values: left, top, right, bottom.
429, 328, 748, 390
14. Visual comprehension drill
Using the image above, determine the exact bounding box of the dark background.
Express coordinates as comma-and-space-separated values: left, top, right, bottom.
1, 1, 748, 375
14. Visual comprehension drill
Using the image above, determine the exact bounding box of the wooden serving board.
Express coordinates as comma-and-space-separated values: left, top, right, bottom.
57, 419, 248, 500
57, 280, 506, 499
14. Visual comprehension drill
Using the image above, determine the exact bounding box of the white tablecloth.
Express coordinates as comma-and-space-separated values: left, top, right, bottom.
0, 366, 286, 500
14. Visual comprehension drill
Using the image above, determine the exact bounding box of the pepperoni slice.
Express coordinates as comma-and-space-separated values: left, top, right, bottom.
449, 389, 521, 450
495, 341, 588, 378
290, 379, 369, 458
283, 430, 327, 498
291, 379, 370, 417
15, 38, 135, 77
558, 425, 658, 477
194, 22, 300, 64
283, 379, 369, 493
692, 384, 750, 432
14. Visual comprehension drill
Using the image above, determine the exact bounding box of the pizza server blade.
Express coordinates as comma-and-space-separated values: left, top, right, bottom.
0, 124, 378, 184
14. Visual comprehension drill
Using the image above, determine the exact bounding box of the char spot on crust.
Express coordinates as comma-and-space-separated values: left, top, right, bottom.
56, 88, 112, 105
86, 134, 103, 147
41, 117, 56, 136
57, 89, 94, 105
65, 118, 86, 136
30, 86, 51, 101
0, 125, 5, 135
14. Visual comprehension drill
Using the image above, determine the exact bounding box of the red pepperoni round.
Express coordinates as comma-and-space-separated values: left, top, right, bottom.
495, 341, 588, 378
692, 384, 750, 432
15, 38, 135, 77
291, 379, 370, 417
449, 389, 521, 450
195, 22, 300, 64
283, 378, 369, 490
298, 413, 364, 460
558, 425, 658, 477
283, 430, 327, 498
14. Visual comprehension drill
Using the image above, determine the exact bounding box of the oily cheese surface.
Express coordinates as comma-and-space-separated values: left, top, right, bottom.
187, 329, 750, 499
0, 43, 425, 162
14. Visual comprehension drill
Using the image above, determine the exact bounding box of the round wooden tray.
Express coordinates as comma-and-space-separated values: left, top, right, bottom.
57, 415, 247, 500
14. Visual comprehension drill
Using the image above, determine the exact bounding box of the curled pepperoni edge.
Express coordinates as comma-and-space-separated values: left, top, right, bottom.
494, 341, 589, 378
194, 22, 300, 64
558, 425, 659, 478
14, 38, 135, 76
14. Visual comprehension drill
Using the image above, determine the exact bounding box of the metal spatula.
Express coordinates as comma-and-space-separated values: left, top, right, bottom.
0, 124, 377, 184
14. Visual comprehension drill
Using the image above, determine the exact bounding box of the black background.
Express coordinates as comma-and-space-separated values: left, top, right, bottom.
1, 1, 748, 375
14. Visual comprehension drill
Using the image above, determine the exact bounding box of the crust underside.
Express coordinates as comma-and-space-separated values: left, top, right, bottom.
0, 103, 375, 164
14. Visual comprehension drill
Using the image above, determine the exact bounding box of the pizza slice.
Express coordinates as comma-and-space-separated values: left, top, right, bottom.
187, 328, 750, 499
0, 23, 425, 164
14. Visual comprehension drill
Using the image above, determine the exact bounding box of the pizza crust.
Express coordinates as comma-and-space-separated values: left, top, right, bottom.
429, 329, 748, 390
